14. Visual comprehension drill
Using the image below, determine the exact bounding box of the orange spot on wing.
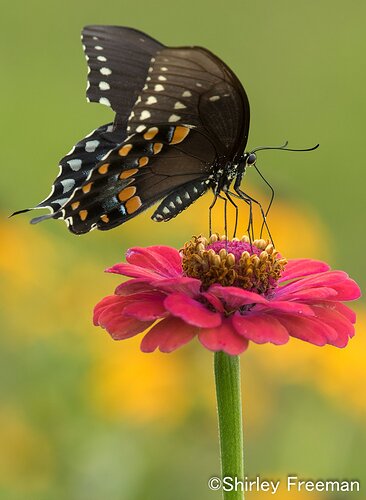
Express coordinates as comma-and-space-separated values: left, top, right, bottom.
79, 210, 88, 221
139, 156, 149, 167
170, 126, 190, 145
119, 168, 138, 179
119, 144, 133, 156
153, 143, 163, 154
126, 196, 142, 214
144, 127, 159, 140
118, 186, 137, 202
100, 214, 109, 223
82, 182, 93, 194
98, 163, 109, 174
71, 201, 80, 210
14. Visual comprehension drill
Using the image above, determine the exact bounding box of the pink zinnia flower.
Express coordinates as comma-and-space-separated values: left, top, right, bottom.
93, 235, 360, 355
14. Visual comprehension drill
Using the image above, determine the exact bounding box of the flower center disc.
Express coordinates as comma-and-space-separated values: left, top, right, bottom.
181, 234, 287, 295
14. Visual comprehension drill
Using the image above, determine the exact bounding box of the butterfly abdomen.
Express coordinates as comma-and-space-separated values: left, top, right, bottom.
152, 179, 209, 222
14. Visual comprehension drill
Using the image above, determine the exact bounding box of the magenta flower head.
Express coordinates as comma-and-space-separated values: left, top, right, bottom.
94, 235, 360, 355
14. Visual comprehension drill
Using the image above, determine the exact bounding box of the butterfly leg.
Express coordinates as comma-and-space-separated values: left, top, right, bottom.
208, 195, 218, 236
209, 193, 228, 239
233, 188, 274, 246
223, 191, 239, 238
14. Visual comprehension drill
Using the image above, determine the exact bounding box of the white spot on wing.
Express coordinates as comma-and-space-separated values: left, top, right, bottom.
176, 196, 182, 205
95, 46, 103, 50
99, 81, 110, 90
53, 197, 68, 207
168, 114, 181, 122
174, 102, 186, 110
209, 95, 221, 102
136, 125, 146, 133
161, 67, 168, 71
85, 140, 99, 152
158, 76, 167, 81
100, 67, 112, 76
154, 84, 165, 92
97, 55, 107, 62
169, 201, 175, 209
61, 178, 76, 193
196, 82, 203, 87
146, 96, 157, 105
99, 97, 111, 106
67, 159, 82, 171
182, 90, 192, 97
140, 110, 151, 120
162, 207, 170, 215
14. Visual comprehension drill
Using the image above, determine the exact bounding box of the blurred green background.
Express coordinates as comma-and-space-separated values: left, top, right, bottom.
1, 0, 365, 499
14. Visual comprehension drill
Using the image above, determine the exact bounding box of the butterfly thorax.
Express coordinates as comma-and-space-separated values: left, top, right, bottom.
211, 158, 245, 194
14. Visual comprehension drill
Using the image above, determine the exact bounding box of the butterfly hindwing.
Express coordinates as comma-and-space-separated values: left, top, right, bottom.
32, 123, 124, 218
57, 125, 217, 234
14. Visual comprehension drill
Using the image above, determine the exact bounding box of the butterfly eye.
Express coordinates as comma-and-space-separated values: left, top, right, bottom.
247, 153, 257, 165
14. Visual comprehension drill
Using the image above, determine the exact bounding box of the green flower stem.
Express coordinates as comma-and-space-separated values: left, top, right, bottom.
214, 351, 244, 500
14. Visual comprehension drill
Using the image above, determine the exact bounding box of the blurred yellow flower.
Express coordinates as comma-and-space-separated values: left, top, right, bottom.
88, 335, 191, 426
0, 408, 53, 493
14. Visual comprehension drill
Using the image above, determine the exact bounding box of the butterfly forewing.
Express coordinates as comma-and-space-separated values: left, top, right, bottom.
82, 25, 163, 134
126, 47, 249, 158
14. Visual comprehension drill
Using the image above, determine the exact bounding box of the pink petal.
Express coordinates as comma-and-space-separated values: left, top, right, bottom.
311, 305, 354, 347
332, 302, 357, 323
275, 315, 337, 346
122, 295, 167, 321
153, 277, 201, 297
96, 304, 153, 339
164, 293, 222, 328
307, 301, 356, 324
198, 319, 249, 355
107, 263, 158, 280
125, 246, 182, 277
331, 279, 361, 301
276, 286, 338, 301
232, 313, 289, 345
258, 300, 316, 316
276, 271, 348, 298
115, 278, 154, 296
93, 295, 127, 325
209, 284, 268, 309
279, 259, 330, 283
141, 317, 197, 353
201, 292, 225, 313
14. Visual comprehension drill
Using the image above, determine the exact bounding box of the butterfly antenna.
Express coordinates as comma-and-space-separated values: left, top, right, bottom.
251, 142, 319, 154
253, 164, 275, 238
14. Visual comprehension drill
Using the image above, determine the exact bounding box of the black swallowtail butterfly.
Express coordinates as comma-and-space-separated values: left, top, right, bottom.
14, 25, 317, 235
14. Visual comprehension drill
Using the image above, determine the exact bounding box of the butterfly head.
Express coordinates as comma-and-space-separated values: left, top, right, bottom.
245, 152, 257, 166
